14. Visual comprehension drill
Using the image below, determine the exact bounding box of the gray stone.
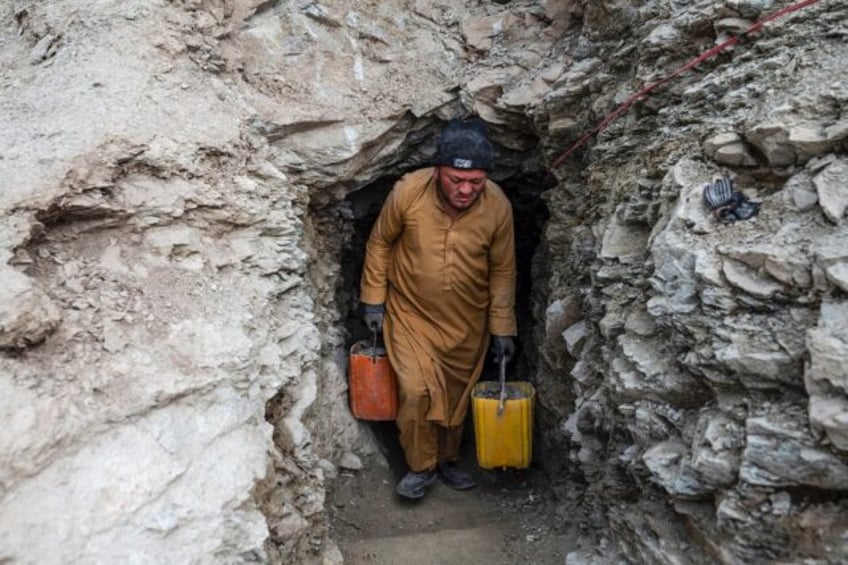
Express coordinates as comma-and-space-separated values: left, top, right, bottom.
704, 132, 742, 153
792, 188, 819, 211
642, 24, 681, 50
813, 159, 848, 224
747, 122, 838, 167
28, 33, 59, 65
722, 259, 783, 298
714, 142, 759, 167
303, 4, 342, 27
552, 58, 601, 98
714, 342, 801, 384
545, 296, 583, 340
741, 411, 848, 489
461, 13, 518, 53
718, 243, 812, 289
338, 452, 363, 471
745, 122, 795, 166
809, 396, 848, 452
788, 124, 833, 163
694, 252, 724, 287
562, 319, 587, 357
825, 119, 848, 143
0, 268, 62, 349
826, 263, 848, 292
804, 299, 848, 396
811, 232, 848, 293
571, 360, 591, 384
624, 308, 657, 337
600, 212, 650, 261
782, 165, 817, 211
675, 183, 714, 234
647, 239, 699, 317
714, 18, 753, 35
690, 411, 744, 488
704, 132, 759, 166
599, 308, 627, 339
642, 440, 712, 498
613, 337, 706, 406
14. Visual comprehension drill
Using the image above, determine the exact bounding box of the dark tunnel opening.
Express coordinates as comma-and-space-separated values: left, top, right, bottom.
339, 155, 554, 479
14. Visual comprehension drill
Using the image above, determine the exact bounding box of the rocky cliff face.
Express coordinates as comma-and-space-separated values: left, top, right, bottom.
1, 0, 846, 563
526, 1, 848, 562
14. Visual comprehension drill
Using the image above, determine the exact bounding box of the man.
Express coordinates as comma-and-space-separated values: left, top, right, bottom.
359, 118, 517, 499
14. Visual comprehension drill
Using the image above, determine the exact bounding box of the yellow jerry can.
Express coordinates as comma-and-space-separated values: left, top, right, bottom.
471, 360, 534, 470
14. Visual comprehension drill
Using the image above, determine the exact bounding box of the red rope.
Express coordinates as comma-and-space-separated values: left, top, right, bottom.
548, 0, 823, 172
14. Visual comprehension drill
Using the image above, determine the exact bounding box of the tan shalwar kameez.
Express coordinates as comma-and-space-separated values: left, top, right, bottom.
360, 167, 517, 472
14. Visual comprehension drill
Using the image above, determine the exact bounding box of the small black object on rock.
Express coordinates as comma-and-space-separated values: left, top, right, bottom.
702, 177, 760, 223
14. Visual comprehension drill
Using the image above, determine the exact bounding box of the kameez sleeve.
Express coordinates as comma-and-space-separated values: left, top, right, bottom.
487, 200, 517, 336
360, 186, 404, 305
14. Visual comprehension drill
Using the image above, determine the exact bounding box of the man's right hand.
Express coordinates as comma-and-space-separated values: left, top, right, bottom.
491, 335, 516, 364
362, 303, 385, 333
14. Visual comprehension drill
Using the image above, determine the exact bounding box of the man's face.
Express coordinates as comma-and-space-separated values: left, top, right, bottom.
435, 166, 487, 213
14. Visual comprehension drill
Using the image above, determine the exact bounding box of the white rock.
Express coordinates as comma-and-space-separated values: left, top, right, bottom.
790, 184, 819, 211
562, 320, 587, 357
338, 451, 363, 471
321, 540, 345, 565
675, 183, 714, 234
600, 213, 650, 261
571, 360, 591, 384
719, 242, 812, 289
704, 132, 742, 154
714, 343, 799, 382
461, 13, 518, 53
826, 263, 848, 292
643, 440, 710, 497
804, 299, 848, 395
713, 142, 759, 167
317, 458, 339, 479
741, 412, 848, 489
788, 124, 832, 163
690, 411, 744, 487
545, 296, 583, 339
813, 159, 848, 224
825, 119, 848, 143
624, 308, 657, 337
642, 24, 681, 49
0, 267, 62, 349
745, 122, 794, 166
722, 259, 783, 298
809, 396, 848, 451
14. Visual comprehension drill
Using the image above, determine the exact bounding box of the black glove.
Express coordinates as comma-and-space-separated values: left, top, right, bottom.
491, 335, 515, 364
362, 303, 385, 333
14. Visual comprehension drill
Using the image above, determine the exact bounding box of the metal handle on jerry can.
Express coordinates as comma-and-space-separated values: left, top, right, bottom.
497, 356, 507, 415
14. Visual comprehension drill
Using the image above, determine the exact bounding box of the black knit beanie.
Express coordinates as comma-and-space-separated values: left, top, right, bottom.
433, 118, 494, 171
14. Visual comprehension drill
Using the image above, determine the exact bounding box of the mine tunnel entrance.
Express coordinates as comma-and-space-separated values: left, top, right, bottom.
317, 121, 591, 563
338, 153, 554, 476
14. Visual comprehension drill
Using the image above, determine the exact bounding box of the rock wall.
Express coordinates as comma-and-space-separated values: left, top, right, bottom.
509, 0, 848, 562
0, 1, 564, 562
0, 0, 393, 562
1, 0, 846, 563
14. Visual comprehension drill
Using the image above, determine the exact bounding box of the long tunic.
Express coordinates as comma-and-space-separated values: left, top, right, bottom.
360, 167, 517, 430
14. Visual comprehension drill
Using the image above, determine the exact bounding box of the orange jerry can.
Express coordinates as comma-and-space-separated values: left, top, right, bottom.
348, 340, 398, 421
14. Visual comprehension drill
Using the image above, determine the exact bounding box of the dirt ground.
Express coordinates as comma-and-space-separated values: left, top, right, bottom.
326, 421, 585, 565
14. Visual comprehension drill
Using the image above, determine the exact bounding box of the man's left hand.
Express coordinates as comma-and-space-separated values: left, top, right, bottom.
491, 336, 515, 364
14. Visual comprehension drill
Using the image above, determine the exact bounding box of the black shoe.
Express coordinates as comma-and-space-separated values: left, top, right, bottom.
437, 462, 477, 490
396, 470, 437, 499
